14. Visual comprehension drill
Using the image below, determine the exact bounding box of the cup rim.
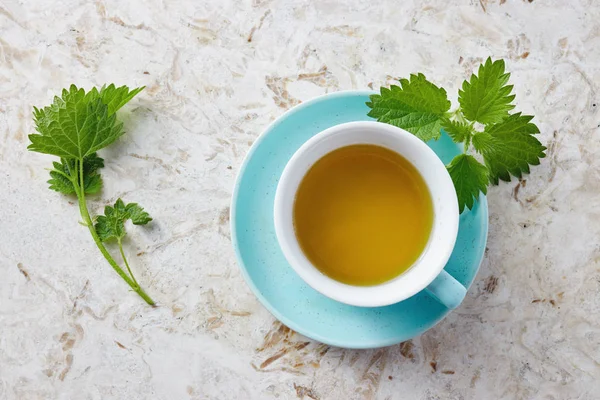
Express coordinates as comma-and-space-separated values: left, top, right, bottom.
274, 121, 459, 307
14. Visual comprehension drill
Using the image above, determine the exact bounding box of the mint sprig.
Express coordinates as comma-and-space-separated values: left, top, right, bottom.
368, 58, 546, 213
28, 84, 155, 305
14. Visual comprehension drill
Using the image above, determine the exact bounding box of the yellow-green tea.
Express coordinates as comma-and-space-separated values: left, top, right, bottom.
293, 144, 433, 286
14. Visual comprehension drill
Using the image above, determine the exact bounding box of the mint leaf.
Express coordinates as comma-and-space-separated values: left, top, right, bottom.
447, 154, 489, 213
458, 58, 515, 125
471, 131, 494, 154
95, 199, 152, 242
28, 84, 144, 159
33, 86, 102, 132
83, 173, 103, 194
99, 84, 145, 116
442, 119, 473, 143
126, 204, 153, 225
47, 160, 76, 194
367, 73, 451, 141
476, 113, 546, 184
48, 153, 104, 195
29, 94, 123, 159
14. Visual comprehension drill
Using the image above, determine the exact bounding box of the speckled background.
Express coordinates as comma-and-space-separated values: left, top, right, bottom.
1, 0, 599, 399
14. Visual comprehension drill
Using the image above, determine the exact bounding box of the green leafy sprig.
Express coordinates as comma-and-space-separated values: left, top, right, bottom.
29, 84, 155, 305
367, 58, 546, 212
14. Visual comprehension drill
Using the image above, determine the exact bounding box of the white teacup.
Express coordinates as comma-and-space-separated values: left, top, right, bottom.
274, 121, 466, 309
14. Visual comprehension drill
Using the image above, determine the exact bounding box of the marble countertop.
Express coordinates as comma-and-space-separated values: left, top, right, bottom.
1, 0, 599, 399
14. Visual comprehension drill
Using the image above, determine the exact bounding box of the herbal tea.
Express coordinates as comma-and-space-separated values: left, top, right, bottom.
293, 144, 433, 286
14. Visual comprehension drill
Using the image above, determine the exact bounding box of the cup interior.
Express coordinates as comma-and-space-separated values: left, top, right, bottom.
274, 121, 458, 307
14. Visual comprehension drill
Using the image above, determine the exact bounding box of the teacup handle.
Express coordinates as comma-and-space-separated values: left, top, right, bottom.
425, 270, 466, 310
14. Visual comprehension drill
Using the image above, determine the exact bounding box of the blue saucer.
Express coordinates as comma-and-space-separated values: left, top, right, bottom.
231, 91, 488, 349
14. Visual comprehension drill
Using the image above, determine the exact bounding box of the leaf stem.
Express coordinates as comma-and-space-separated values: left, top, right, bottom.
118, 238, 138, 286
49, 168, 72, 181
74, 159, 155, 306
463, 134, 472, 154
453, 109, 469, 125
451, 108, 473, 153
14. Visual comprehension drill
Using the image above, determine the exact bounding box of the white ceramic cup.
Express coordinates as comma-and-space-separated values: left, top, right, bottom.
274, 121, 466, 309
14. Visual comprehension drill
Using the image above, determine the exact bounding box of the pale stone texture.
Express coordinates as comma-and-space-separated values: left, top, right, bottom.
1, 0, 599, 399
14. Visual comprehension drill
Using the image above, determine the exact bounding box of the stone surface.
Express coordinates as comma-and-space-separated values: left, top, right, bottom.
1, 0, 600, 399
